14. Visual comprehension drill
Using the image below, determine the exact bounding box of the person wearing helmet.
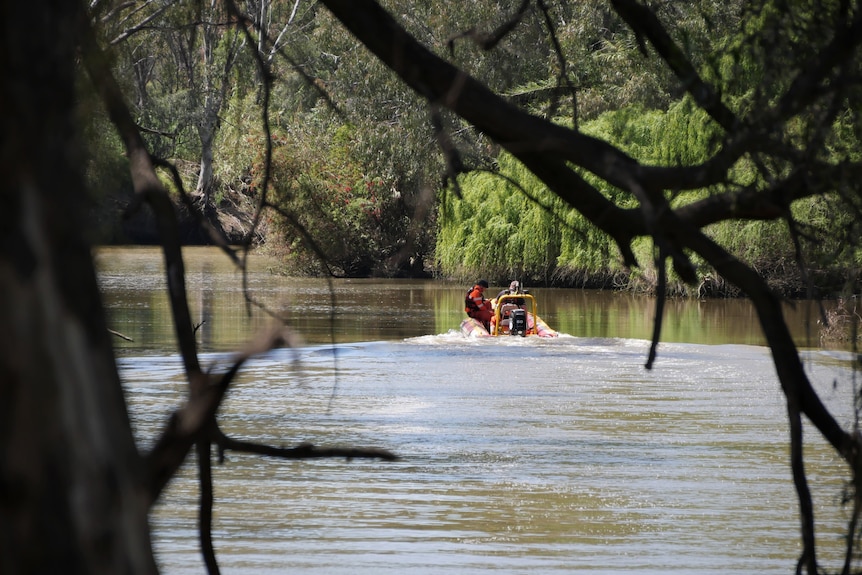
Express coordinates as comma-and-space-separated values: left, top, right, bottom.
464, 279, 493, 330
496, 280, 523, 301
491, 280, 526, 332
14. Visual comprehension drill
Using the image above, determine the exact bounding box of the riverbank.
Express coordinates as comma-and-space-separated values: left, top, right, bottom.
88, 181, 856, 304
87, 180, 260, 246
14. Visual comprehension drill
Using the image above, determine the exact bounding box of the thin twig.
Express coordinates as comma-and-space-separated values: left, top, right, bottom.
107, 328, 134, 341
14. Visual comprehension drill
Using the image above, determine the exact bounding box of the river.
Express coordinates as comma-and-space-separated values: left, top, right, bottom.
96, 246, 857, 574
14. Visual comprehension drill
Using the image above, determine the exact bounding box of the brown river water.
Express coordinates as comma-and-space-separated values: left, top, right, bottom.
95, 246, 858, 574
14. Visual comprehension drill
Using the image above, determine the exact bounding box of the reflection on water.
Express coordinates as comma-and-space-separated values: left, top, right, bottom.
98, 247, 857, 574
95, 246, 828, 354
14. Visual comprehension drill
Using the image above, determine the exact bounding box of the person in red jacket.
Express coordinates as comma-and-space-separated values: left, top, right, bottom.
465, 279, 494, 330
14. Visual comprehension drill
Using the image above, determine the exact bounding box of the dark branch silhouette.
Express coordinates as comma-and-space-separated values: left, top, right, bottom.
79, 7, 400, 573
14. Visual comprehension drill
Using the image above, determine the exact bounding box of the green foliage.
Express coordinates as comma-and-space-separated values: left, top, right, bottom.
437, 153, 600, 284
438, 80, 862, 295
94, 0, 862, 296
436, 102, 722, 285
214, 91, 262, 194
255, 123, 413, 276
580, 98, 721, 167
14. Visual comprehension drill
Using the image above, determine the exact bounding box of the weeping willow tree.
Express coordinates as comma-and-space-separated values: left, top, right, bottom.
436, 153, 567, 283
436, 104, 685, 287
439, 92, 852, 295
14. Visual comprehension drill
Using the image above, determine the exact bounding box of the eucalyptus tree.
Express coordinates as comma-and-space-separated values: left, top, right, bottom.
191, 3, 243, 203
92, 0, 306, 206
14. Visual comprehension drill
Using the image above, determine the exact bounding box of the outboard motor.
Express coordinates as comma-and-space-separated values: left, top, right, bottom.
510, 309, 527, 336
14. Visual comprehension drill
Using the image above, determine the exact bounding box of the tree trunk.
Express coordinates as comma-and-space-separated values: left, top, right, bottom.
0, 2, 156, 573
194, 16, 226, 208
196, 117, 216, 205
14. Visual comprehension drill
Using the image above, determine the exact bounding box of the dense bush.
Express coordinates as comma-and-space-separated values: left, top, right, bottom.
250, 123, 414, 276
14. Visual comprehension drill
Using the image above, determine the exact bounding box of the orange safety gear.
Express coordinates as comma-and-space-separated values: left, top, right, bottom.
465, 282, 493, 329
464, 284, 491, 314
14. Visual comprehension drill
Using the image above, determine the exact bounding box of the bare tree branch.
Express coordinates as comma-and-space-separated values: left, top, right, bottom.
446, 0, 530, 53
535, 0, 578, 126
144, 326, 293, 502
196, 436, 219, 575
108, 328, 134, 341
214, 431, 399, 462
79, 9, 202, 380
107, 0, 177, 45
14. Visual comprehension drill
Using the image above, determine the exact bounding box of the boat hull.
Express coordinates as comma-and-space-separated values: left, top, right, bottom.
532, 315, 558, 337
459, 315, 558, 338
460, 317, 491, 337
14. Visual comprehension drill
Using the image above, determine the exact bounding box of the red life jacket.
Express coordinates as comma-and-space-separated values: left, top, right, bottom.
464, 285, 486, 313
465, 286, 478, 313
